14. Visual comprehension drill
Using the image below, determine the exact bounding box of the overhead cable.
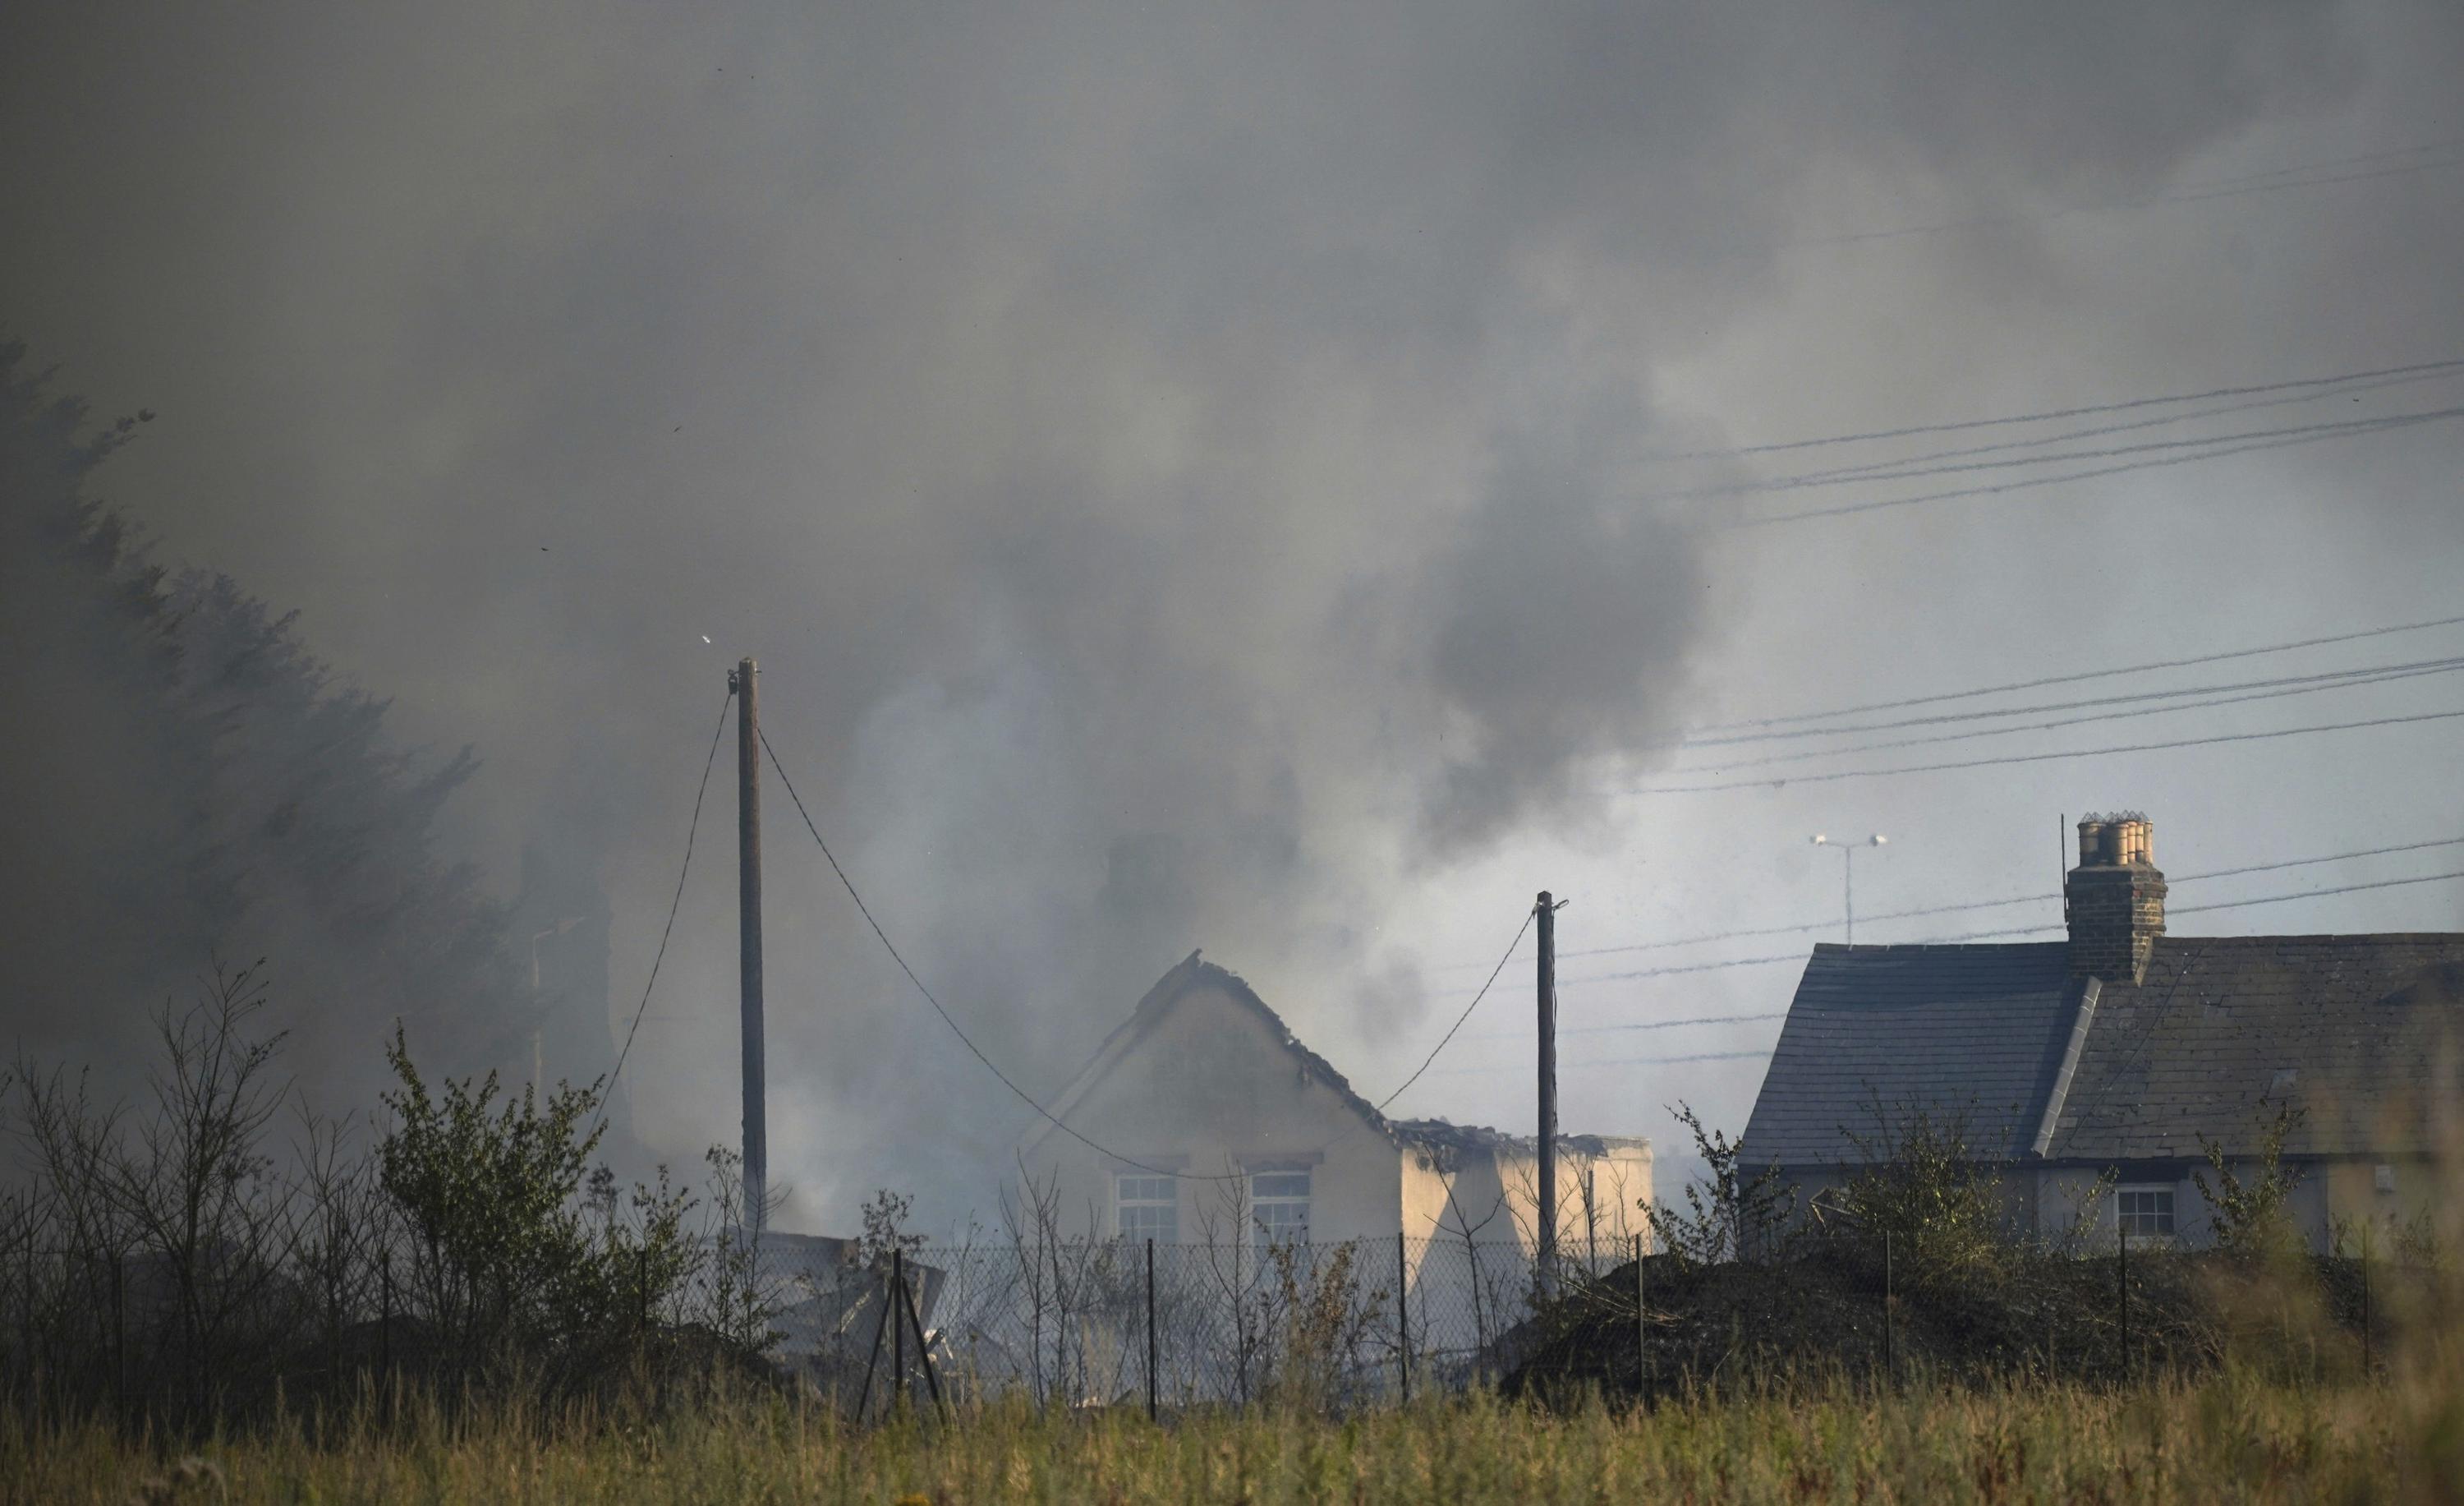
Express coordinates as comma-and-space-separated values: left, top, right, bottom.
602, 688, 733, 1111
1640, 354, 2464, 464
761, 729, 1248, 1182
1693, 610, 2464, 735
1680, 652, 2464, 751
1724, 403, 2464, 529
1497, 834, 2464, 967
1431, 864, 2464, 1074
1924, 868, 2464, 943
1632, 706, 2464, 795
1555, 867, 2464, 988
1774, 152, 2464, 256
1671, 659, 2464, 774
1666, 403, 2464, 507
1763, 368, 2463, 488
1373, 907, 1534, 1111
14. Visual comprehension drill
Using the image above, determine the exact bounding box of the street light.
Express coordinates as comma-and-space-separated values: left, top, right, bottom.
1810, 834, 1887, 943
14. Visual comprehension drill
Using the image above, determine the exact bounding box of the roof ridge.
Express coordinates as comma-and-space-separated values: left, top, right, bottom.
1185, 957, 1396, 1138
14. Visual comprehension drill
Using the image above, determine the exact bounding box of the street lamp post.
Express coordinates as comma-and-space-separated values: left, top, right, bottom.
1810, 834, 1887, 943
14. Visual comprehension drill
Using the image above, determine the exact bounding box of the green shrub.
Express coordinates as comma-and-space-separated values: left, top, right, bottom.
2191, 1103, 2305, 1264
1832, 1098, 2012, 1289
378, 1028, 694, 1367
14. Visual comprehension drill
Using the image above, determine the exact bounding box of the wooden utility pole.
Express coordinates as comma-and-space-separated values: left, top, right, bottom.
732, 657, 766, 1231
1536, 891, 1558, 1289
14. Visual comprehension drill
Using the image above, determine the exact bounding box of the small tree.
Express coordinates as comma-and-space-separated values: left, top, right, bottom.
2191, 1103, 2306, 1263
848, 1187, 928, 1276
1645, 1103, 1796, 1267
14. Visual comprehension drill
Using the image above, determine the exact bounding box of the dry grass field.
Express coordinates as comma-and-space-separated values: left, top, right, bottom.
7, 1358, 2460, 1505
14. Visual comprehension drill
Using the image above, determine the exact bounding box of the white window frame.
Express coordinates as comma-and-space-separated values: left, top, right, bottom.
2116, 1183, 2176, 1244
1115, 1172, 1177, 1244
1248, 1168, 1311, 1251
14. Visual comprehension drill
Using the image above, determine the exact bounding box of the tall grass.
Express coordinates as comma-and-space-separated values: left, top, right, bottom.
6, 1361, 2457, 1503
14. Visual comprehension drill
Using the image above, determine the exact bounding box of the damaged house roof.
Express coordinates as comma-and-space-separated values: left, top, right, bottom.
1028, 950, 1642, 1160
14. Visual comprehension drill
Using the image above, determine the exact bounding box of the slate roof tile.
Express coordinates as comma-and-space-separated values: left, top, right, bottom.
1739, 936, 2464, 1170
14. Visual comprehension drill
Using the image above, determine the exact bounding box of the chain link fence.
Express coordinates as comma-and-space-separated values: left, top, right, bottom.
0, 1225, 2428, 1425
742, 1229, 2434, 1416
754, 1234, 1700, 1415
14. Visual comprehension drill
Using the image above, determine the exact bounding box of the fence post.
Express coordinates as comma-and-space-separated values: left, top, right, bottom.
2117, 1224, 2130, 1381
1882, 1231, 1895, 1384
895, 1258, 944, 1412
1396, 1231, 1409, 1407
112, 1250, 125, 1421
855, 1269, 890, 1424
379, 1245, 393, 1405
1634, 1232, 1646, 1403
2361, 1218, 2373, 1375
1145, 1237, 1158, 1423
891, 1250, 907, 1413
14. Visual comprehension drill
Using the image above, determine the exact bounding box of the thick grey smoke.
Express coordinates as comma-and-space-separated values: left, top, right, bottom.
6, 1, 2460, 1227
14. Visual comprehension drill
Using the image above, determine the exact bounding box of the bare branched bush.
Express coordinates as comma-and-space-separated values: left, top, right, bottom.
1262, 1239, 1387, 1412
0, 961, 765, 1434
1646, 1102, 1796, 1268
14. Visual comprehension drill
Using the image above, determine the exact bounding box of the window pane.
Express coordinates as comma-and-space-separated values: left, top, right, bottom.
1253, 1201, 1308, 1247
2118, 1187, 2174, 1238
1117, 1172, 1177, 1242
1120, 1203, 1177, 1241
1252, 1171, 1311, 1200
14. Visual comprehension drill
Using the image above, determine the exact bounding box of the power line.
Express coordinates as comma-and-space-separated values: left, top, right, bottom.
1569, 1050, 1770, 1069
2139, 135, 2464, 188
1772, 150, 2464, 256
2146, 136, 2464, 190
1726, 402, 2464, 529
2176, 836, 2464, 887
1765, 367, 2462, 489
1671, 658, 2464, 774
1556, 867, 2464, 988
1680, 652, 2464, 752
762, 726, 1552, 1170
1435, 1048, 1770, 1075
1662, 401, 2464, 507
1515, 834, 2464, 965
1373, 907, 1533, 1111
759, 728, 1248, 1183
1633, 705, 2464, 795
602, 689, 734, 1108
1694, 611, 2464, 736
1676, 656, 2464, 759
1640, 355, 2464, 464
1433, 866, 2464, 1073
1464, 1009, 1786, 1043
1940, 867, 2464, 937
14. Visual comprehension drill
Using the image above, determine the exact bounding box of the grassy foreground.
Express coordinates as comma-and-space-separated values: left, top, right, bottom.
7, 1368, 2461, 1505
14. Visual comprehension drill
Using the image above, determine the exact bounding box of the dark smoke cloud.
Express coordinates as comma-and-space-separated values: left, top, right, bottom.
5, 0, 2456, 1227
1425, 404, 1712, 851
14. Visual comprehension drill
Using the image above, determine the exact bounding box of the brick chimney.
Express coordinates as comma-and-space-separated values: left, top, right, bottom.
2066, 813, 2166, 983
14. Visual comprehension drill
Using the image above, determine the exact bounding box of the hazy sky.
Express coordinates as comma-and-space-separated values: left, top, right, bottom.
6, 1, 2462, 1230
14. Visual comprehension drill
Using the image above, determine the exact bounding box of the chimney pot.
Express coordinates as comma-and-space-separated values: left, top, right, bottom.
2066, 813, 2165, 983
